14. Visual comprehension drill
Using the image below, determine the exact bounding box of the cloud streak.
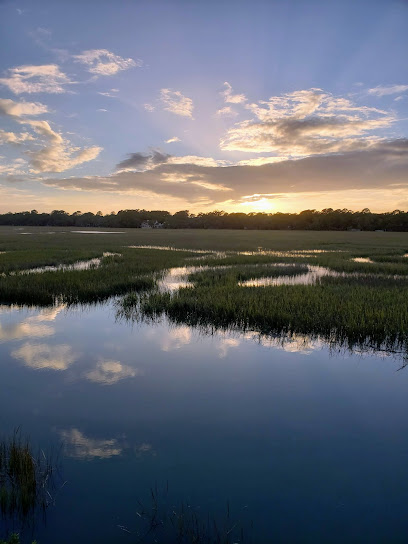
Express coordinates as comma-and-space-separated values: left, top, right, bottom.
368, 84, 408, 97
74, 49, 141, 76
160, 89, 194, 118
0, 64, 72, 94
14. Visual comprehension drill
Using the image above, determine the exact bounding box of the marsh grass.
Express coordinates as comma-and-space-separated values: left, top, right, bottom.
130, 485, 253, 544
130, 273, 408, 356
189, 264, 309, 287
0, 430, 55, 538
2, 228, 408, 355
0, 249, 194, 306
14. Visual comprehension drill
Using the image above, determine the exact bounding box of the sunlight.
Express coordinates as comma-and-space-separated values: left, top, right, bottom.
240, 197, 276, 212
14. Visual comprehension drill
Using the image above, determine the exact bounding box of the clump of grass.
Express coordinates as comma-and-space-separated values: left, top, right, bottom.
0, 430, 54, 525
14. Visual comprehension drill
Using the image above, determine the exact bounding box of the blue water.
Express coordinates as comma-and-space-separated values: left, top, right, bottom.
1, 302, 408, 542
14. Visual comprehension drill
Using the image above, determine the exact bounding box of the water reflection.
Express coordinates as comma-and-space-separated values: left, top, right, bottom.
85, 359, 143, 385
158, 263, 348, 291
239, 264, 345, 287
129, 244, 338, 260
11, 342, 78, 370
0, 305, 65, 342
16, 252, 120, 275
352, 257, 374, 263
59, 428, 123, 459
59, 428, 153, 460
2, 300, 408, 543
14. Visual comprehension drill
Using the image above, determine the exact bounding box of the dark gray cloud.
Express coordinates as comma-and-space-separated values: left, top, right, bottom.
40, 139, 408, 204
116, 150, 171, 171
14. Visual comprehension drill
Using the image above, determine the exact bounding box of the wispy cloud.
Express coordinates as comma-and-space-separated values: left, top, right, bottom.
98, 89, 119, 98
165, 136, 181, 143
74, 49, 141, 76
222, 82, 246, 104
0, 64, 72, 94
59, 428, 123, 459
0, 98, 102, 173
160, 89, 194, 118
216, 106, 238, 117
368, 84, 408, 97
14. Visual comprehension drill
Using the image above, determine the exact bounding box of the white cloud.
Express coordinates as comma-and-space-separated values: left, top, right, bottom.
85, 359, 142, 385
144, 103, 155, 112
0, 130, 34, 144
168, 155, 222, 167
216, 106, 238, 117
11, 342, 77, 370
0, 98, 48, 117
237, 156, 289, 166
59, 428, 122, 459
0, 98, 102, 173
22, 119, 102, 173
222, 82, 246, 104
160, 89, 194, 118
221, 88, 395, 156
0, 64, 71, 94
368, 84, 408, 97
74, 49, 140, 76
165, 136, 181, 143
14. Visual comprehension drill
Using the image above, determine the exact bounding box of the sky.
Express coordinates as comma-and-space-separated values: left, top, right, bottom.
0, 0, 407, 215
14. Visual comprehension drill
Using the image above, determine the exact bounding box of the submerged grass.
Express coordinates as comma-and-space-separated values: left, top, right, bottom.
130, 485, 253, 544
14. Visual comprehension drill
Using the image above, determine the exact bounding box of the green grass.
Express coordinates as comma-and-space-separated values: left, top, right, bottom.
0, 248, 194, 306
189, 264, 309, 287
125, 274, 408, 355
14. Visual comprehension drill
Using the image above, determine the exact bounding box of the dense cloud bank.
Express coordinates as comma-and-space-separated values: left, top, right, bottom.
1, 208, 408, 231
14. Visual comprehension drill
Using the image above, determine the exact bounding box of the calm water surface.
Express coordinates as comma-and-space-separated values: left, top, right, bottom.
1, 301, 408, 543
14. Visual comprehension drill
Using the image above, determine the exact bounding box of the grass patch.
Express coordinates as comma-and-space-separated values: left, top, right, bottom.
0, 249, 194, 306
0, 430, 55, 537
189, 264, 309, 287
127, 274, 408, 355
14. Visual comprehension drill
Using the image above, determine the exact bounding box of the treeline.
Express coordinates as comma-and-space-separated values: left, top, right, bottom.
1, 208, 408, 231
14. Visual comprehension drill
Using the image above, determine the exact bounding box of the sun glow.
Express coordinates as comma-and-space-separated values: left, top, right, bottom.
240, 197, 276, 213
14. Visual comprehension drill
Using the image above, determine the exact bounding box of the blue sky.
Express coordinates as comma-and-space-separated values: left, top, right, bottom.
0, 0, 407, 213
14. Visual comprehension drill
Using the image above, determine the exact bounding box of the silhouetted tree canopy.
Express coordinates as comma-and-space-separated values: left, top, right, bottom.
0, 208, 407, 231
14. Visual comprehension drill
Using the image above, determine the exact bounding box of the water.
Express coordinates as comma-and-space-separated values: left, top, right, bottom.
10, 253, 120, 275
352, 257, 374, 263
1, 300, 408, 543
